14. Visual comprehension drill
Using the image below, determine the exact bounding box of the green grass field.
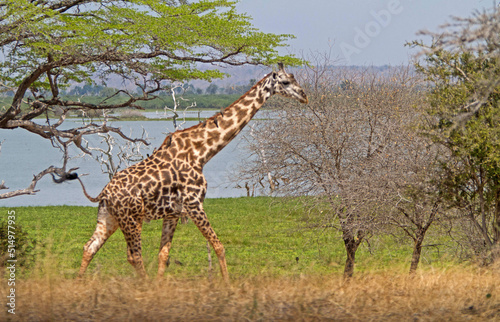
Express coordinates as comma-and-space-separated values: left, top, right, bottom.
2, 197, 499, 321
2, 197, 453, 279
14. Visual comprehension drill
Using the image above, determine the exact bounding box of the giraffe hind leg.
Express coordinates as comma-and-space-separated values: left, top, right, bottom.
121, 220, 147, 278
78, 201, 118, 277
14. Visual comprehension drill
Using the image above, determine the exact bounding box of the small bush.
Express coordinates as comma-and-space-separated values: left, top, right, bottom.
0, 220, 37, 269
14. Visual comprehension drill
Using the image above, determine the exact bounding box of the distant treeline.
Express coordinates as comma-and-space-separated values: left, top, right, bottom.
0, 77, 399, 111
0, 82, 257, 110
60, 93, 242, 110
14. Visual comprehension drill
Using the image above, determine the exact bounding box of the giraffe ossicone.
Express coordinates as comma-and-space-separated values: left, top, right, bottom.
76, 64, 308, 282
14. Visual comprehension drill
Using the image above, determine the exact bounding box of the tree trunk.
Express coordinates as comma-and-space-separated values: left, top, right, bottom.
492, 243, 500, 263
343, 233, 361, 279
494, 187, 500, 245
492, 188, 500, 262
409, 234, 425, 274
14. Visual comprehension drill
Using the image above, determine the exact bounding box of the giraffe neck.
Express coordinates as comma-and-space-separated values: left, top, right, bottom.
157, 74, 273, 167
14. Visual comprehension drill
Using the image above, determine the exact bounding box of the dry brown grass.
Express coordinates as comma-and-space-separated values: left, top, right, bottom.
2, 268, 499, 321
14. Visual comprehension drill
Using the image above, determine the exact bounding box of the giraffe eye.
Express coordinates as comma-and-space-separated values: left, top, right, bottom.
281, 81, 290, 86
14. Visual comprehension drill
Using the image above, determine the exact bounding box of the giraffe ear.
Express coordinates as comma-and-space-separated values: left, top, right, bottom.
271, 71, 278, 80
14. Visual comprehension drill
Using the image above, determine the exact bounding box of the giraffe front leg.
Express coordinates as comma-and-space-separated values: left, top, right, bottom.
157, 217, 179, 279
189, 206, 229, 283
78, 202, 118, 278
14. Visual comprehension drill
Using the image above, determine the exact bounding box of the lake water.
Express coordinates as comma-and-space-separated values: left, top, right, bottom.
0, 110, 269, 207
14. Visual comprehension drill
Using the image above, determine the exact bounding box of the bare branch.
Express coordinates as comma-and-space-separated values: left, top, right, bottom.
0, 166, 74, 199
85, 129, 149, 180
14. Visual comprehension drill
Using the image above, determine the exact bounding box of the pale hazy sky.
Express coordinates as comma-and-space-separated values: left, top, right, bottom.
236, 0, 496, 65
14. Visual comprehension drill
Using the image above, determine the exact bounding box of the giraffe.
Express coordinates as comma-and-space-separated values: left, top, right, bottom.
76, 63, 308, 282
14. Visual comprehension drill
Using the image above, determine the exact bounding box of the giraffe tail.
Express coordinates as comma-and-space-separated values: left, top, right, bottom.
76, 177, 101, 203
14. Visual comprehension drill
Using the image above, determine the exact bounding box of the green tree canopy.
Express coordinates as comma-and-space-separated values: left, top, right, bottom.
412, 7, 500, 263
0, 0, 301, 198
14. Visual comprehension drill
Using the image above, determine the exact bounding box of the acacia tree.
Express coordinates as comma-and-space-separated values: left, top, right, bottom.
412, 7, 500, 263
0, 0, 299, 198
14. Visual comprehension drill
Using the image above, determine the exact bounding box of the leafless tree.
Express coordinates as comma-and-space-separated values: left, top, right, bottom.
163, 84, 198, 130
377, 133, 445, 274
85, 130, 149, 181
236, 54, 445, 276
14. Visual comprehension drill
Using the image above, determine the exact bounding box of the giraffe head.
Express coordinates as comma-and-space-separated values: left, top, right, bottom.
269, 63, 308, 104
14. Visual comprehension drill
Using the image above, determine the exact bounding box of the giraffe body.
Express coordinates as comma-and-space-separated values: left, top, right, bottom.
78, 64, 308, 281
